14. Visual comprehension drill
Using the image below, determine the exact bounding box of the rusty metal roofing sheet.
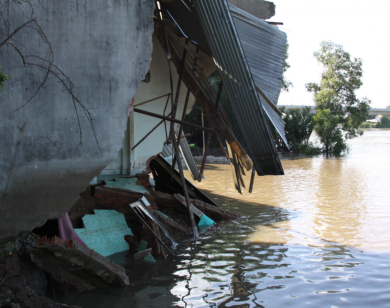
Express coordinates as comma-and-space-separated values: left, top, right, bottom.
193, 0, 284, 175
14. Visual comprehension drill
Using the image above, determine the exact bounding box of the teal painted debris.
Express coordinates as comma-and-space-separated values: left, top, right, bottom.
137, 239, 148, 252
105, 177, 148, 193
74, 210, 133, 257
143, 253, 156, 264
198, 214, 215, 228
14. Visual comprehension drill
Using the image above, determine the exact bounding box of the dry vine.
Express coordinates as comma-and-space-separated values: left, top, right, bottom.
0, 0, 100, 149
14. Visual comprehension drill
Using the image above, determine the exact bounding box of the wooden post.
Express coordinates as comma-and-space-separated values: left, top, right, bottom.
168, 39, 188, 142
249, 168, 256, 193
198, 81, 224, 182
170, 130, 199, 239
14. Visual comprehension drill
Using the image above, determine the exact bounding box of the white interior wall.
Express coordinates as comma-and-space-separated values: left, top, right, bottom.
103, 33, 196, 173
132, 34, 196, 167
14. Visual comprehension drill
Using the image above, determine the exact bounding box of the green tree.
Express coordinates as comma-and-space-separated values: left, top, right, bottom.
306, 41, 370, 155
279, 106, 314, 151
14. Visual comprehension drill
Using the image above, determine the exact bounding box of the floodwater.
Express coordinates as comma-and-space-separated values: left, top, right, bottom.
69, 129, 390, 308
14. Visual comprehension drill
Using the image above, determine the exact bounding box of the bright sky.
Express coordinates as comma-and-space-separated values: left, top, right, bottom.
269, 0, 389, 108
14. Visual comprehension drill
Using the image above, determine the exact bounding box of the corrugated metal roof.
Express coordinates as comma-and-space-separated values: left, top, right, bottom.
162, 0, 212, 55
161, 130, 200, 181
229, 4, 288, 147
193, 0, 284, 175
230, 4, 285, 104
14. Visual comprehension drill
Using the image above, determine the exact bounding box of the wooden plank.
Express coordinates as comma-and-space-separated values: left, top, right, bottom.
174, 194, 204, 218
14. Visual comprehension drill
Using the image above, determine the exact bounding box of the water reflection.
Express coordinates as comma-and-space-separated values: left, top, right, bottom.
69, 130, 390, 307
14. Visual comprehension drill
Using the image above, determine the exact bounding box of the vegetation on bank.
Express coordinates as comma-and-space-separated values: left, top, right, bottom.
186, 41, 376, 158
360, 115, 390, 128
305, 41, 370, 155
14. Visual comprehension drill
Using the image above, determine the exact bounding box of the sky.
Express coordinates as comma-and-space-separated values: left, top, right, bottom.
268, 0, 390, 108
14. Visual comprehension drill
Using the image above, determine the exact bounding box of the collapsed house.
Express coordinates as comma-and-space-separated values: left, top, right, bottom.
0, 0, 288, 300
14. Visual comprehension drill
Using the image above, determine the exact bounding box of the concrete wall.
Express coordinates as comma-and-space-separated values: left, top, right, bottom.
228, 0, 275, 19
0, 0, 155, 240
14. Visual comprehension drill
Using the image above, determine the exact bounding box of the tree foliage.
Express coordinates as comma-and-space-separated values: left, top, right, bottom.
279, 107, 314, 151
377, 115, 390, 128
306, 41, 370, 155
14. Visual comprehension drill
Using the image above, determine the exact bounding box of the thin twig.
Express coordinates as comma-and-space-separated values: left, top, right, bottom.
6, 41, 25, 65
0, 18, 36, 48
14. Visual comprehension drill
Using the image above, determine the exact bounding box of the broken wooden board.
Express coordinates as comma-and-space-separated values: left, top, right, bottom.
175, 194, 215, 228
174, 194, 206, 218
149, 155, 219, 207
129, 197, 178, 251
133, 248, 152, 260
153, 209, 192, 236
27, 237, 129, 292
68, 185, 157, 222
153, 191, 241, 221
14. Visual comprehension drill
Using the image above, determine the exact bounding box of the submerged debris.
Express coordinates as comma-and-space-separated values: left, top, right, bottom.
15, 155, 241, 304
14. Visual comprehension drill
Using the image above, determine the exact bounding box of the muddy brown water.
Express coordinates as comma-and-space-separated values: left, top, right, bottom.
65, 129, 390, 307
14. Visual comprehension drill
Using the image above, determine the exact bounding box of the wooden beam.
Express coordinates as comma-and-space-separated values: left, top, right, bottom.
133, 108, 213, 132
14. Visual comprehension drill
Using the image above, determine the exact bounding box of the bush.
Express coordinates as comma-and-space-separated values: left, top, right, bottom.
300, 142, 321, 155
359, 122, 372, 128
376, 115, 390, 128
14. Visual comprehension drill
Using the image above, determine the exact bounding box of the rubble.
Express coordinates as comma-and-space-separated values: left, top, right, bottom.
0, 236, 80, 308
0, 156, 241, 307
27, 235, 129, 292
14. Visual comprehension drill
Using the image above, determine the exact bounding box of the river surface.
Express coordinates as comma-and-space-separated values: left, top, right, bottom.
69, 129, 390, 308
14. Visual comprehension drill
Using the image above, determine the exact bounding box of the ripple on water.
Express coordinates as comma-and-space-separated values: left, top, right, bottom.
68, 130, 390, 308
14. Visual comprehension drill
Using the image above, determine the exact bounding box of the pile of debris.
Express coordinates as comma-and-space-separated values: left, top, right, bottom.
0, 155, 240, 306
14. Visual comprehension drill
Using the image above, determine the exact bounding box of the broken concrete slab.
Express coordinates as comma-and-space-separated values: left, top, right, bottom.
74, 210, 134, 257
27, 236, 129, 292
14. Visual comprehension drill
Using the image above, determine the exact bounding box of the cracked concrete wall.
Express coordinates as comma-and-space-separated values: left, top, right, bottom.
0, 0, 155, 241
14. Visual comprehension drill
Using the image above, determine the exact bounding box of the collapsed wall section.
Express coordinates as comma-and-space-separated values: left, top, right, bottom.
0, 0, 155, 241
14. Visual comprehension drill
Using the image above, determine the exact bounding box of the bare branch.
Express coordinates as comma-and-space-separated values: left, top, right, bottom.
6, 41, 25, 65
0, 18, 36, 48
